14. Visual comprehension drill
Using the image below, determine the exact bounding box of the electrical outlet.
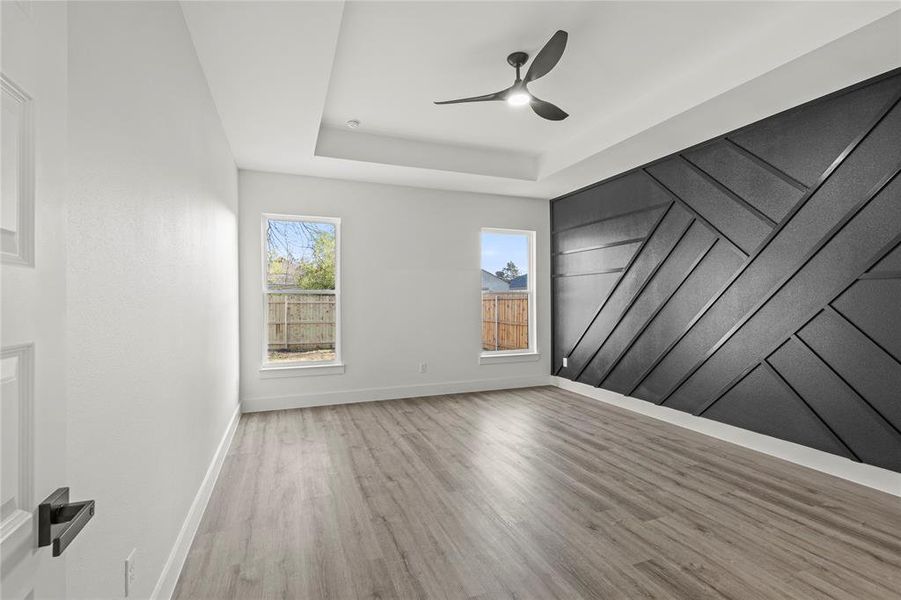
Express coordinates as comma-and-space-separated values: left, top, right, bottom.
418, 361, 428, 374
125, 548, 136, 597
562, 357, 568, 368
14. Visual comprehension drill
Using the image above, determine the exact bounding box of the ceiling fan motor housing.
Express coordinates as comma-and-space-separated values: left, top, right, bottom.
507, 51, 529, 68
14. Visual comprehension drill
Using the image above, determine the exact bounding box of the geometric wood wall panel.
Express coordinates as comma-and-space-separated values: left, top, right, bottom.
872, 243, 901, 273
576, 221, 717, 386
664, 167, 901, 415
728, 71, 901, 187
554, 273, 620, 364
768, 338, 901, 472
551, 171, 670, 231
552, 68, 901, 472
645, 158, 772, 255
683, 140, 804, 223
600, 242, 743, 395
558, 204, 694, 377
553, 205, 666, 255
798, 309, 901, 432
555, 240, 642, 277
702, 363, 854, 459
832, 279, 901, 361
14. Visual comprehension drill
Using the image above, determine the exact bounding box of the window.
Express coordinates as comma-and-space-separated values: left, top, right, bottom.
263, 215, 340, 367
480, 228, 535, 356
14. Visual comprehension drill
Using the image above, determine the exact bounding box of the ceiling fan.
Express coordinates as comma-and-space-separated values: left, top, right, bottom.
434, 30, 569, 121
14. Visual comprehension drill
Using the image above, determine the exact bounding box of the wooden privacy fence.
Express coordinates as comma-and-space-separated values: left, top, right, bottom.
267, 293, 336, 351
482, 292, 529, 351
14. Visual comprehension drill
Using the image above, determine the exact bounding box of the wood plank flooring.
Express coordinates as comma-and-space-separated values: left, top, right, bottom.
173, 386, 901, 600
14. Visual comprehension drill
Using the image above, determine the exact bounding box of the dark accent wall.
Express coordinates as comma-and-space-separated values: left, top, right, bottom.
551, 69, 901, 473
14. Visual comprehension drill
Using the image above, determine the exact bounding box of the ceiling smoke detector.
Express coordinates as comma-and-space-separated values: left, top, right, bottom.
345, 119, 361, 129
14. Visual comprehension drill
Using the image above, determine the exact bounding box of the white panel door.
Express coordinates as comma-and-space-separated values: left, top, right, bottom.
1, 1, 69, 598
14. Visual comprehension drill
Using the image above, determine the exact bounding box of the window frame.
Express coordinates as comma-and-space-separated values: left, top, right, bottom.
479, 227, 537, 360
260, 213, 342, 372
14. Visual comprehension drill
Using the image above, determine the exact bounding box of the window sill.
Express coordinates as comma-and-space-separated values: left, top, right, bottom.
479, 352, 540, 365
259, 363, 345, 378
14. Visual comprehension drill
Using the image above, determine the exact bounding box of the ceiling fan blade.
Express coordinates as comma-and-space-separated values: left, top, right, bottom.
530, 97, 568, 121
434, 89, 508, 105
524, 30, 567, 83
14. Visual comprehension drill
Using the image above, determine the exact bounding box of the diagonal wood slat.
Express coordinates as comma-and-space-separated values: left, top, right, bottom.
558, 205, 693, 378
723, 137, 809, 193
760, 357, 861, 462
680, 153, 778, 228
642, 168, 752, 257
573, 218, 704, 383
551, 68, 901, 473
637, 91, 901, 407
594, 239, 719, 388
662, 164, 901, 412
554, 203, 674, 375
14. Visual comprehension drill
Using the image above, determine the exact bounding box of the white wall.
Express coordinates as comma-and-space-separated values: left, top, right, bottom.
239, 170, 551, 411
66, 3, 239, 598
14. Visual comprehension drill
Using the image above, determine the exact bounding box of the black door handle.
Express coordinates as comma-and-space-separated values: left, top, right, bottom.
38, 487, 95, 557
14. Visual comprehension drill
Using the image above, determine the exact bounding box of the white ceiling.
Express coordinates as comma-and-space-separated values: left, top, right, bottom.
182, 1, 901, 199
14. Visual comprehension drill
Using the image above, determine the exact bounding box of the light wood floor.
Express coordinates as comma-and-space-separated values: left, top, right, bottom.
173, 386, 901, 600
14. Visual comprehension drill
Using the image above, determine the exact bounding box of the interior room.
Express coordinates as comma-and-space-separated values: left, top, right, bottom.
1, 1, 899, 599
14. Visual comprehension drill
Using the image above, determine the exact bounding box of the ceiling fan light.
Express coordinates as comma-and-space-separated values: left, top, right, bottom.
506, 92, 531, 107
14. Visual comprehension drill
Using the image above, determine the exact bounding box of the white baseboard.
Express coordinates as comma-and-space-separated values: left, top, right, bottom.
241, 375, 553, 413
552, 377, 901, 498
150, 403, 241, 600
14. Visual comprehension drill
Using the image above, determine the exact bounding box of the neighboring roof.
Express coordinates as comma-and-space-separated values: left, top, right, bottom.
509, 274, 528, 290
481, 269, 510, 292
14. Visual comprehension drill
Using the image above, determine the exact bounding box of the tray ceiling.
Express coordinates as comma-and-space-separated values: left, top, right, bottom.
182, 1, 901, 198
